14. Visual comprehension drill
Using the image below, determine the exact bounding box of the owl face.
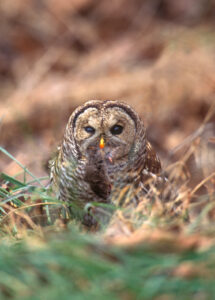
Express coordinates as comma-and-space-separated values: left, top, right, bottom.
69, 100, 140, 165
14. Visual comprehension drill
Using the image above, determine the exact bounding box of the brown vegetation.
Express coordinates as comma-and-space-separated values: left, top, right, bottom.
0, 0, 215, 241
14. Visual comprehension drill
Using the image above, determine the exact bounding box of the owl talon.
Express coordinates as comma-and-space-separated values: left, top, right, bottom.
82, 212, 98, 228
84, 203, 93, 213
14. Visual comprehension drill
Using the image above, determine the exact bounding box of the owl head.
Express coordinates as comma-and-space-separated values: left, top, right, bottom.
64, 100, 146, 167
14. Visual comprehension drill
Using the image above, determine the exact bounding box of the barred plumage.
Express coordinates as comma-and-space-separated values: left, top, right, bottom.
50, 100, 162, 221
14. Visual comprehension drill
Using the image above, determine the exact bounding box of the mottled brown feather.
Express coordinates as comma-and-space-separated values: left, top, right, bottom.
144, 141, 161, 174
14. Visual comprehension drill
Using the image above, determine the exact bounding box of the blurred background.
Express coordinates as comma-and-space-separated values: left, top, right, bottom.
0, 0, 215, 182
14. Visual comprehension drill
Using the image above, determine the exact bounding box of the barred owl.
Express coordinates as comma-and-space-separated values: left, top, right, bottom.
50, 100, 162, 221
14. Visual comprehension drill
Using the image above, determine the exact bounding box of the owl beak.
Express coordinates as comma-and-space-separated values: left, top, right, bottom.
99, 136, 105, 149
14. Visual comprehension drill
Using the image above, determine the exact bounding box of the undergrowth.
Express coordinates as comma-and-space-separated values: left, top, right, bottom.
0, 137, 215, 300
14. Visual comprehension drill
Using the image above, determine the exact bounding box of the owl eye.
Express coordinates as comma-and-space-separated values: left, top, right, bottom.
110, 124, 123, 135
84, 126, 95, 134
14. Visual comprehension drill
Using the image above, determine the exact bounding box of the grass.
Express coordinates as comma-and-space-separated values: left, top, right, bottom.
0, 143, 215, 300
1, 228, 215, 300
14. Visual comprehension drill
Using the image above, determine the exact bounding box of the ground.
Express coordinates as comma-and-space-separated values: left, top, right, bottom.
0, 1, 215, 299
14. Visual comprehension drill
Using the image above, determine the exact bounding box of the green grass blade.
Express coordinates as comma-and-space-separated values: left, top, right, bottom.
0, 193, 27, 204
0, 187, 9, 196
0, 147, 45, 187
27, 176, 49, 185
0, 173, 26, 188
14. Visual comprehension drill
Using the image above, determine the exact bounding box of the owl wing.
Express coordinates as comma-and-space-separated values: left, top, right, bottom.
144, 141, 161, 174
139, 141, 167, 195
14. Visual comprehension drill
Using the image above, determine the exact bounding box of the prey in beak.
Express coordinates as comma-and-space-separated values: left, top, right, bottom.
99, 136, 113, 164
